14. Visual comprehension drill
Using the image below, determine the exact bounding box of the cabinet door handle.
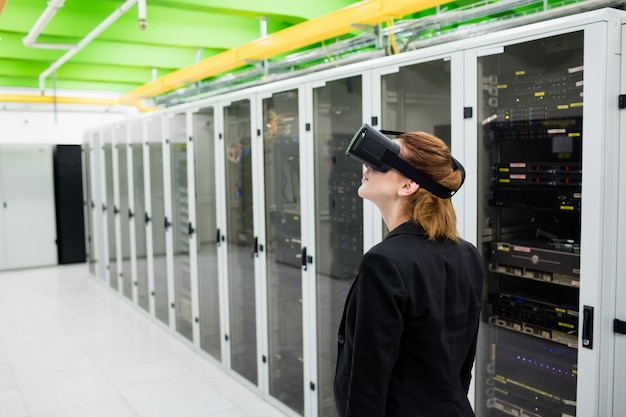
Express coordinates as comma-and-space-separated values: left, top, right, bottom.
582, 305, 594, 349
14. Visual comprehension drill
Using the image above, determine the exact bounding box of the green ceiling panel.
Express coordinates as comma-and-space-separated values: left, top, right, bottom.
74, 40, 224, 68
0, 59, 48, 77
0, 32, 69, 61
0, 0, 607, 98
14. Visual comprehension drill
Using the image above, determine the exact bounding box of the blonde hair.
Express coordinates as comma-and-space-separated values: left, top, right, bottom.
397, 132, 464, 242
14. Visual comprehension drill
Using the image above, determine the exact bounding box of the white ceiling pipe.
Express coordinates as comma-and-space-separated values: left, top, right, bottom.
23, 0, 75, 49
138, 0, 147, 29
39, 0, 138, 94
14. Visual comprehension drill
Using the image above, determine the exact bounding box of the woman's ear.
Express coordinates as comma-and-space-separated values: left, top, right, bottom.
398, 180, 419, 197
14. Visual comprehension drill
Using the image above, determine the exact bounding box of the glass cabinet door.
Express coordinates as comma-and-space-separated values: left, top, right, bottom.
149, 119, 169, 326
313, 75, 363, 417
83, 140, 96, 276
381, 59, 452, 145
103, 130, 118, 290
475, 31, 582, 417
169, 113, 193, 342
193, 107, 221, 360
380, 59, 452, 235
116, 127, 133, 301
131, 121, 150, 312
262, 90, 303, 414
224, 99, 257, 385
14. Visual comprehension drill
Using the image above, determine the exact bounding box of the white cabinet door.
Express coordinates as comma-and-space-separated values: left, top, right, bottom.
0, 145, 57, 269
0, 168, 6, 269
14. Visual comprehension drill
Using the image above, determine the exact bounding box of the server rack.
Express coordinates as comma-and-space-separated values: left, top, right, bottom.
102, 127, 119, 290
82, 137, 96, 274
114, 123, 133, 302
222, 98, 259, 387
166, 112, 194, 341
147, 115, 170, 327
470, 12, 623, 416
192, 106, 223, 361
261, 89, 305, 415
129, 120, 150, 313
311, 74, 365, 417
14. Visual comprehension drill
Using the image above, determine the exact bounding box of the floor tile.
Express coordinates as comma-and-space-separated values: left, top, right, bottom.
32, 398, 139, 417
18, 372, 119, 416
0, 388, 28, 417
0, 363, 16, 391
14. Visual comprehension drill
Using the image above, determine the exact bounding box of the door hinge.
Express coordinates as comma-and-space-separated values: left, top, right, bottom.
619, 94, 626, 109
614, 319, 626, 335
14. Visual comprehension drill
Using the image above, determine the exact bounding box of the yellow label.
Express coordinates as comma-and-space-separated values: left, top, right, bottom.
557, 104, 569, 109
555, 308, 566, 313
499, 168, 509, 172
515, 70, 526, 75
499, 179, 510, 183
571, 102, 584, 107
560, 206, 574, 211
535, 92, 545, 97
559, 322, 575, 329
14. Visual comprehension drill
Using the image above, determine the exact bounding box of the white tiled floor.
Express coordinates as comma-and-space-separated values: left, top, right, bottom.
0, 264, 291, 417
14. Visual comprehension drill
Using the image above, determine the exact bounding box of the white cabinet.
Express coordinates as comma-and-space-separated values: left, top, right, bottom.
0, 145, 57, 270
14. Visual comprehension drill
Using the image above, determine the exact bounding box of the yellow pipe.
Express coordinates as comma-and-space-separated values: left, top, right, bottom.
118, 0, 446, 105
0, 94, 118, 106
0, 94, 157, 112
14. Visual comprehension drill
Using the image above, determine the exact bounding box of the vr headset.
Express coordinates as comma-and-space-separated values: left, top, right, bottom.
345, 124, 465, 199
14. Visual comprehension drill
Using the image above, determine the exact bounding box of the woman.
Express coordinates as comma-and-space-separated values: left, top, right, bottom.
335, 126, 484, 417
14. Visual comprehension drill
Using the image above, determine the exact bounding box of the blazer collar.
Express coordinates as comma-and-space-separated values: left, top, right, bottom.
385, 220, 427, 240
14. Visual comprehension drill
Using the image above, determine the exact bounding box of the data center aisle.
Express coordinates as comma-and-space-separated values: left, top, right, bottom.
0, 264, 289, 417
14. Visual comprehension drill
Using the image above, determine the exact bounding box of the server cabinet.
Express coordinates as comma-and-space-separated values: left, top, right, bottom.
92, 130, 108, 281
261, 89, 304, 414
222, 98, 259, 385
470, 12, 623, 417
192, 106, 222, 360
102, 128, 119, 290
82, 137, 96, 275
378, 58, 452, 144
167, 112, 195, 341
312, 74, 364, 417
53, 145, 86, 264
114, 124, 133, 301
129, 120, 150, 312
615, 18, 626, 415
0, 155, 5, 269
148, 116, 170, 326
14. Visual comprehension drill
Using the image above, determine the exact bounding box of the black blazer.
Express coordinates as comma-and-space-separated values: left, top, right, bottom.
334, 221, 483, 417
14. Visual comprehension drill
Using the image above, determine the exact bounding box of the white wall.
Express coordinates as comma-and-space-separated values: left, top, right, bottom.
0, 104, 138, 144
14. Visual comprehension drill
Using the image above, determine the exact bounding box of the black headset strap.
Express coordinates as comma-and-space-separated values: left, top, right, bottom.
381, 150, 463, 199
